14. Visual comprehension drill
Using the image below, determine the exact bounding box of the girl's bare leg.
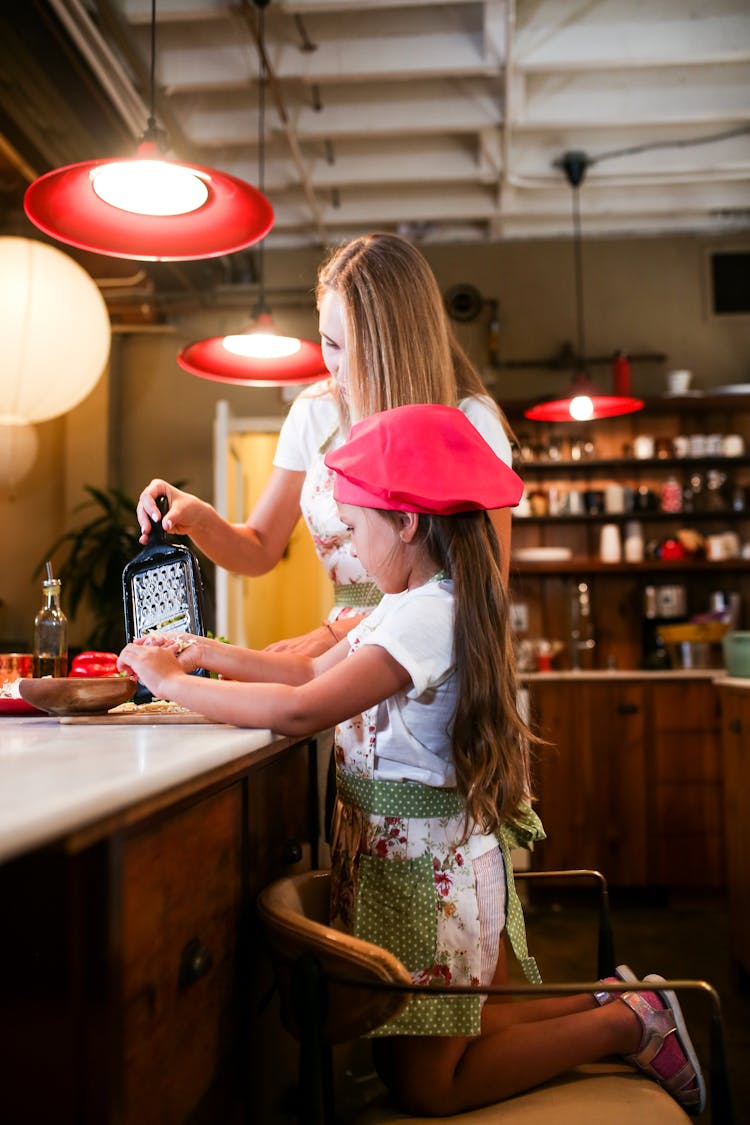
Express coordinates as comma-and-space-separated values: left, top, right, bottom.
375, 999, 641, 1116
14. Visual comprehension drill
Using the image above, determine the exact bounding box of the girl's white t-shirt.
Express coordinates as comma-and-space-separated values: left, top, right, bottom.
348, 579, 457, 788
346, 579, 499, 859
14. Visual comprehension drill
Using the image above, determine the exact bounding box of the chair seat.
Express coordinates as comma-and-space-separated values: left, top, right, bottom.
354, 1061, 690, 1124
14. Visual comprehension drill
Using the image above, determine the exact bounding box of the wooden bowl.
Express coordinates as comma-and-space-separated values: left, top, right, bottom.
19, 676, 136, 716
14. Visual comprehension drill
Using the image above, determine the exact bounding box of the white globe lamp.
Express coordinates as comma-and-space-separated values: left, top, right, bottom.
0, 237, 111, 424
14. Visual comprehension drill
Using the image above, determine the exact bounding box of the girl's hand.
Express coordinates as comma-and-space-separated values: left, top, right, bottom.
117, 642, 186, 699
136, 480, 204, 545
264, 625, 338, 657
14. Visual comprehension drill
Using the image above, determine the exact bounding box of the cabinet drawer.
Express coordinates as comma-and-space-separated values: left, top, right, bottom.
651, 683, 720, 732
120, 784, 243, 1125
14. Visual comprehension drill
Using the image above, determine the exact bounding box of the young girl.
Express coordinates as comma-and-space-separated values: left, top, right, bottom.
119, 405, 704, 1118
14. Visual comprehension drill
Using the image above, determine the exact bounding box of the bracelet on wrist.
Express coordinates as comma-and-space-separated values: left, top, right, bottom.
324, 621, 339, 644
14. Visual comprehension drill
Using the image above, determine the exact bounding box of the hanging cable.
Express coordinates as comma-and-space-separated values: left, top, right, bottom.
588, 124, 750, 168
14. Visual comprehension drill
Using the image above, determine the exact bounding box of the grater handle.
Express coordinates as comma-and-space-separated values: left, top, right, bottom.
150, 494, 169, 544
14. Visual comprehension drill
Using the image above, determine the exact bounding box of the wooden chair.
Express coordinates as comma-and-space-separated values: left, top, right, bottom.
257, 869, 734, 1125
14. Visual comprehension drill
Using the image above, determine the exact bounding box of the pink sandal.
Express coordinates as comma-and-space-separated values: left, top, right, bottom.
595, 964, 706, 1115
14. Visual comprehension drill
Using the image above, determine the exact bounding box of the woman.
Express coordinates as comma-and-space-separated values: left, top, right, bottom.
137, 233, 514, 656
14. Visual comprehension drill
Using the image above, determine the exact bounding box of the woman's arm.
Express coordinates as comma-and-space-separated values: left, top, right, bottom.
117, 638, 409, 735
264, 612, 367, 656
136, 466, 306, 576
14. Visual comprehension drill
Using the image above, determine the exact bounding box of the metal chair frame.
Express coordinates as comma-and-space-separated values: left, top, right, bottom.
258, 869, 735, 1125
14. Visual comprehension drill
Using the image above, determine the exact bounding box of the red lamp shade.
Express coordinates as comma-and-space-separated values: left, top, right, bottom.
525, 393, 644, 422
178, 334, 328, 386
24, 154, 274, 262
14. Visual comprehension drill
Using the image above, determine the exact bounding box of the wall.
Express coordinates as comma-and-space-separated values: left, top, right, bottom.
2, 232, 749, 650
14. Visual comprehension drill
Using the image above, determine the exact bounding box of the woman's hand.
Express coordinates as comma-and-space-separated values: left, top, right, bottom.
117, 641, 187, 699
265, 625, 339, 657
264, 615, 364, 656
136, 479, 207, 545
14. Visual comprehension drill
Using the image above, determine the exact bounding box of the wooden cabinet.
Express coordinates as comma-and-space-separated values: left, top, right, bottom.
0, 737, 316, 1125
530, 677, 722, 889
651, 682, 723, 887
532, 679, 647, 885
720, 683, 750, 977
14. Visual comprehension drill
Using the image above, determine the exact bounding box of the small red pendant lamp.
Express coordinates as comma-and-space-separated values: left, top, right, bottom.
23, 0, 273, 262
178, 0, 327, 387
524, 152, 644, 423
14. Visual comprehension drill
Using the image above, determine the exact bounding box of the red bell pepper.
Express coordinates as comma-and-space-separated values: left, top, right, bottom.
69, 651, 120, 678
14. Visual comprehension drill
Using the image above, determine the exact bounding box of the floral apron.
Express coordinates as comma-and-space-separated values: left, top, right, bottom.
330, 704, 545, 1038
299, 422, 381, 615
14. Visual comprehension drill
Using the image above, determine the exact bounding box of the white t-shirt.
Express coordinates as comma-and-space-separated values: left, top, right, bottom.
345, 578, 499, 860
348, 579, 458, 787
273, 379, 513, 473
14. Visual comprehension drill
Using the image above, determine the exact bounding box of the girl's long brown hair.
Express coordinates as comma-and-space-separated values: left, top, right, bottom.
414, 510, 536, 834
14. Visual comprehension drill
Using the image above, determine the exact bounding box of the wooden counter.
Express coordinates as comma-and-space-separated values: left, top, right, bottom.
524, 672, 724, 888
0, 715, 318, 1125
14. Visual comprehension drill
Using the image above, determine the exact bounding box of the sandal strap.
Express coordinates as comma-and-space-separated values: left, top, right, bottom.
620, 988, 701, 1107
620, 988, 677, 1065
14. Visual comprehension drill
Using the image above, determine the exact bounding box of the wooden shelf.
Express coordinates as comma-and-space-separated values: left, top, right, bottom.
518, 455, 750, 475
515, 509, 748, 524
512, 558, 750, 575
503, 394, 750, 420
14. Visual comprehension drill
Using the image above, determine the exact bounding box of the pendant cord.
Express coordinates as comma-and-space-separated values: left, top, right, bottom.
148, 0, 157, 133
571, 184, 586, 371
257, 3, 267, 314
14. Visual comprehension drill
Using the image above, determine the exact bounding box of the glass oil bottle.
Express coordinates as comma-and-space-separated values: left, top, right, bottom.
33, 562, 68, 677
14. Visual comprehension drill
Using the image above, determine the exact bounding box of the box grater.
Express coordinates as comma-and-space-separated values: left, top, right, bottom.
122, 495, 207, 700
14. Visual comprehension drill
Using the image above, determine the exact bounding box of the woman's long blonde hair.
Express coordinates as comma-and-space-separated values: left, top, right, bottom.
317, 232, 509, 432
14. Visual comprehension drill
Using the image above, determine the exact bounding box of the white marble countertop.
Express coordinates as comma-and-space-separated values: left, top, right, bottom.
0, 716, 287, 866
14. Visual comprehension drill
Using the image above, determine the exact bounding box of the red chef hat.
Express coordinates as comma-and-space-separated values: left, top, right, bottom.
325, 404, 523, 514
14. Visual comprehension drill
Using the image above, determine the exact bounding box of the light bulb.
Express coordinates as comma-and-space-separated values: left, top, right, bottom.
223, 333, 302, 359
91, 160, 210, 216
569, 394, 594, 421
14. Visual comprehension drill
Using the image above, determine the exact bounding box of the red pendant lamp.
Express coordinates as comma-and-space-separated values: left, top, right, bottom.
23, 0, 273, 262
178, 0, 327, 387
524, 152, 644, 423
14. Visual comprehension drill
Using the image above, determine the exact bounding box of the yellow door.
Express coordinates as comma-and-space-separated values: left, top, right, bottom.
228, 431, 332, 650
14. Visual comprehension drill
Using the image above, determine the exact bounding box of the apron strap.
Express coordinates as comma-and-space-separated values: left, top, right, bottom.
333, 581, 383, 609
497, 827, 542, 984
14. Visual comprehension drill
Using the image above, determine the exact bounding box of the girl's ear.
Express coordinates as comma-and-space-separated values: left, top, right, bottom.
398, 511, 420, 542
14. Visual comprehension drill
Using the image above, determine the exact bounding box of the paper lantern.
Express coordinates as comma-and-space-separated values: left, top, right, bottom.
0, 237, 111, 423
0, 420, 39, 491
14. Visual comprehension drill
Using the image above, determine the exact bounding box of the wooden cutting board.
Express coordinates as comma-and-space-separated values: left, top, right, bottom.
60, 710, 224, 725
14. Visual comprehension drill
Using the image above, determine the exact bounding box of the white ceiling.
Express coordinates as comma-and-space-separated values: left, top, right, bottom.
2, 0, 750, 252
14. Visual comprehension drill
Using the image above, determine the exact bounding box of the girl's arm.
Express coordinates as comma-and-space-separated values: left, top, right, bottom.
136, 466, 305, 576
117, 639, 409, 734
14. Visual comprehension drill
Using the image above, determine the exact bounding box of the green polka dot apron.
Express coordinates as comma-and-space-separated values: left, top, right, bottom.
330, 710, 545, 1038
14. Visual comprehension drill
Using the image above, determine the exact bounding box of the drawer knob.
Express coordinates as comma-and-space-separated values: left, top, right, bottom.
729, 718, 742, 735
617, 702, 640, 715
282, 838, 303, 865
178, 938, 213, 989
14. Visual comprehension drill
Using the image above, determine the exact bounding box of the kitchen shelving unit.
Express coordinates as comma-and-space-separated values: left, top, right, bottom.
503, 393, 750, 669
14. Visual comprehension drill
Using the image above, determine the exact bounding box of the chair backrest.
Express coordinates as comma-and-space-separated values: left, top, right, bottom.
257, 869, 412, 1044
